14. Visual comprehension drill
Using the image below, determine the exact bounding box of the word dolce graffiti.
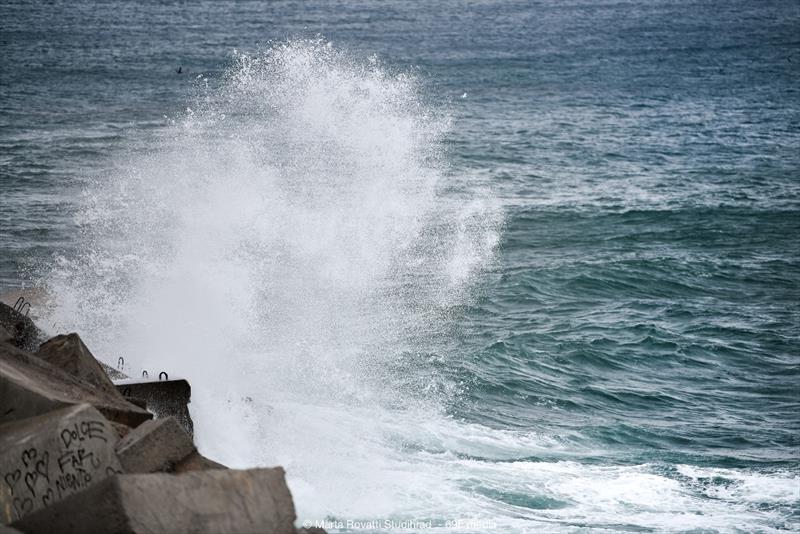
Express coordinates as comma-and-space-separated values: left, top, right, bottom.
60, 420, 107, 448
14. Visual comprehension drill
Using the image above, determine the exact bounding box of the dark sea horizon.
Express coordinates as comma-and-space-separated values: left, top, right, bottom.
2, 1, 799, 532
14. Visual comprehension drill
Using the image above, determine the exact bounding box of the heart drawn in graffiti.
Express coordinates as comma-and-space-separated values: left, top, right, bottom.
35, 451, 50, 482
41, 487, 55, 507
4, 470, 21, 493
24, 471, 38, 497
21, 448, 37, 468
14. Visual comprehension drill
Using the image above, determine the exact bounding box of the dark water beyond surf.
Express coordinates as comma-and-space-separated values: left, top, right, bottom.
1, 1, 799, 532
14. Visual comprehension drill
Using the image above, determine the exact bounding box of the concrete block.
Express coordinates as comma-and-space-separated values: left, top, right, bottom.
115, 417, 195, 474
13, 468, 297, 534
0, 404, 122, 524
172, 451, 227, 474
117, 379, 193, 437
0, 343, 151, 428
36, 334, 121, 399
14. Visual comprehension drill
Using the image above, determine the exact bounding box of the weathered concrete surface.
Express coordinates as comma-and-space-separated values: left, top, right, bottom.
36, 334, 121, 399
0, 343, 151, 428
0, 302, 44, 353
0, 404, 122, 524
173, 451, 227, 474
117, 379, 194, 438
13, 468, 297, 534
115, 417, 195, 474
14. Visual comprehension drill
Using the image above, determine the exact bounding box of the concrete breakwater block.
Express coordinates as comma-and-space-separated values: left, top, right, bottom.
13, 468, 297, 534
0, 302, 44, 353
36, 334, 122, 400
0, 404, 122, 524
114, 417, 226, 474
0, 344, 151, 428
115, 417, 195, 474
116, 379, 193, 438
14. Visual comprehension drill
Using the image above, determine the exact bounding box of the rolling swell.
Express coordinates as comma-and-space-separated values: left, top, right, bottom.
458, 206, 798, 465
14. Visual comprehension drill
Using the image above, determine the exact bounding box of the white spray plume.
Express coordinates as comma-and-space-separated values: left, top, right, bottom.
41, 38, 502, 520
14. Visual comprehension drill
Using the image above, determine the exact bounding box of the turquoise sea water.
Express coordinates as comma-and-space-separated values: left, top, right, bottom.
2, 1, 799, 532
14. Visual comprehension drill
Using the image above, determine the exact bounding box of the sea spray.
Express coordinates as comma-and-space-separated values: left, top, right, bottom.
35, 37, 796, 530
40, 39, 503, 520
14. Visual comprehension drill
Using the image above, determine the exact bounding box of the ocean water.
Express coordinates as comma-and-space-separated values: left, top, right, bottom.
2, 1, 799, 532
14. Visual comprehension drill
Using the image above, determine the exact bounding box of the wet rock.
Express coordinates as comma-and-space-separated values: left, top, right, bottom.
0, 404, 123, 524
116, 378, 193, 437
0, 343, 151, 428
13, 468, 297, 534
115, 417, 195, 474
35, 334, 121, 399
0, 302, 44, 353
